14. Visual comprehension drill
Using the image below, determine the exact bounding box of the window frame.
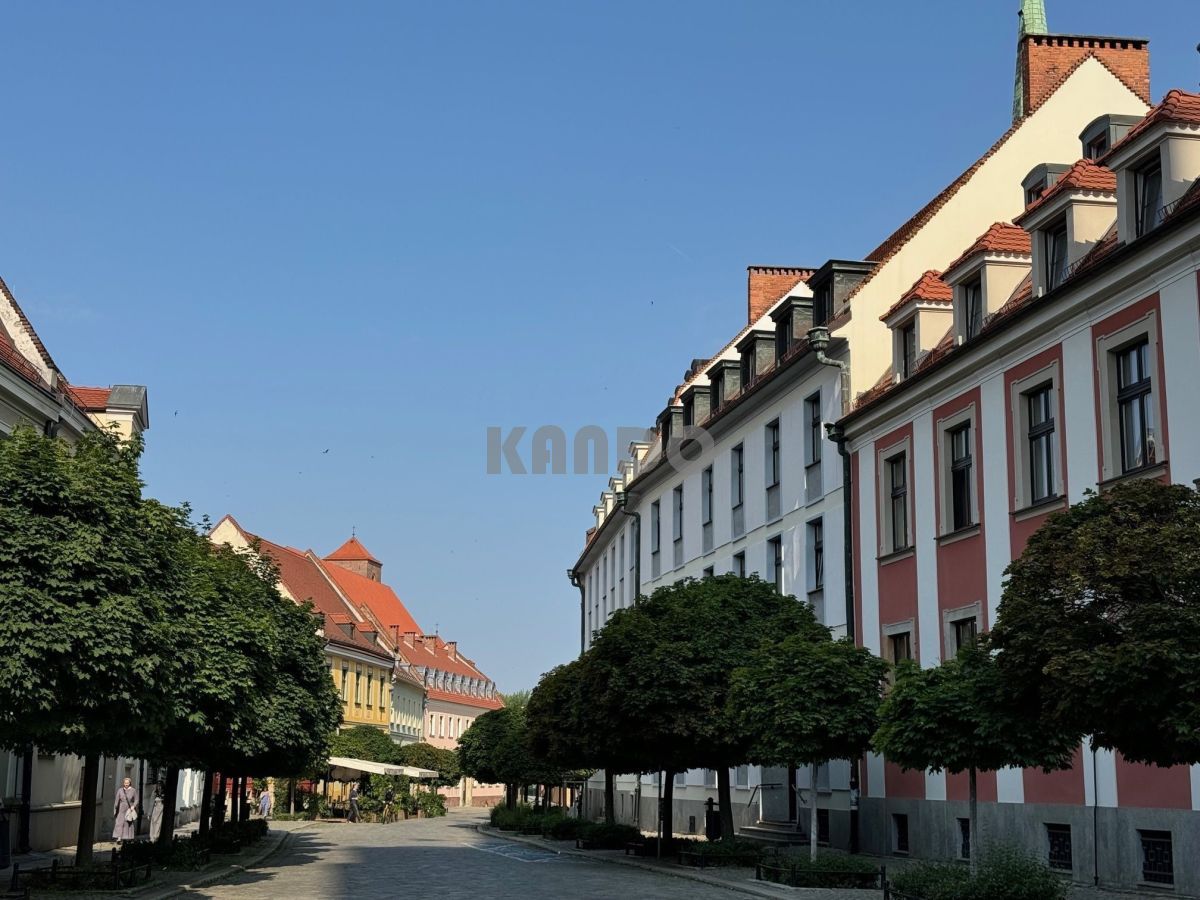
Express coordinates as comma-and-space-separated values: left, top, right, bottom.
1045, 218, 1069, 291
942, 601, 982, 658
948, 422, 973, 531
963, 277, 983, 341
765, 419, 781, 489
808, 517, 824, 594
1095, 312, 1165, 483
1115, 339, 1154, 474
732, 551, 746, 578
936, 405, 978, 537
1135, 158, 1164, 237
731, 444, 744, 509
767, 535, 783, 593
877, 439, 912, 557
900, 320, 917, 379
1010, 361, 1065, 512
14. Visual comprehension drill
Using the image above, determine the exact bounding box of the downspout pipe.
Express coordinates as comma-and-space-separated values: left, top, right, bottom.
567, 569, 585, 656
613, 491, 641, 603
808, 326, 860, 855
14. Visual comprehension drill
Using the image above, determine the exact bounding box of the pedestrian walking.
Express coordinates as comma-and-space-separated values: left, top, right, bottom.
259, 786, 272, 819
383, 786, 395, 823
112, 777, 139, 843
348, 783, 360, 823
149, 783, 164, 841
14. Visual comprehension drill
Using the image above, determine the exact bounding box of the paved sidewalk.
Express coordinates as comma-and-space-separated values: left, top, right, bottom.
476, 825, 878, 899
2, 819, 313, 900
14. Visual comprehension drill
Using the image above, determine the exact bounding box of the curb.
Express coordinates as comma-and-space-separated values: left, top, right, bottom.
134, 823, 312, 900
474, 825, 795, 898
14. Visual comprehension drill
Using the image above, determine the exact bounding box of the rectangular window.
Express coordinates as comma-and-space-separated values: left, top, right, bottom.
341, 666, 349, 701
1026, 385, 1056, 502
355, 667, 362, 705
1140, 830, 1173, 885
958, 817, 971, 860
805, 392, 823, 501
951, 616, 978, 655
1136, 161, 1164, 237
768, 536, 783, 593
1115, 340, 1155, 473
889, 631, 913, 664
702, 465, 714, 554
732, 552, 746, 578
814, 284, 832, 326
809, 518, 824, 592
901, 322, 916, 378
650, 501, 660, 553
731, 445, 744, 508
949, 423, 973, 530
702, 566, 714, 578
964, 279, 983, 340
701, 467, 713, 525
765, 420, 780, 488
366, 672, 374, 708
673, 771, 685, 787
672, 485, 684, 568
887, 453, 909, 552
731, 444, 745, 537
735, 765, 749, 787
765, 419, 781, 520
892, 814, 910, 855
1046, 221, 1069, 290
1046, 824, 1072, 871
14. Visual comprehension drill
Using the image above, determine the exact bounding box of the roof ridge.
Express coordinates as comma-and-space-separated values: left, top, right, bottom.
0, 274, 60, 374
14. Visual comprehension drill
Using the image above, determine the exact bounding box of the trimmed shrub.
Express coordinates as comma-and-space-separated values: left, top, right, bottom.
545, 816, 585, 841
757, 852, 881, 889
891, 846, 1067, 900
416, 791, 447, 818
578, 822, 641, 849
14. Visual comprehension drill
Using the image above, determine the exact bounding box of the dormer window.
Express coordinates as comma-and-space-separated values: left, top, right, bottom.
813, 283, 832, 326
1084, 132, 1109, 161
1046, 219, 1069, 290
963, 279, 983, 340
739, 353, 752, 390
1079, 114, 1142, 161
1135, 159, 1164, 237
710, 371, 724, 413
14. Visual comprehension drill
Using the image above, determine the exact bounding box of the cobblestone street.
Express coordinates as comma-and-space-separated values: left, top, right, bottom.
184, 810, 770, 900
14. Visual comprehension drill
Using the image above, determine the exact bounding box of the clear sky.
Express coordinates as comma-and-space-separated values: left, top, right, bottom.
2, 1, 1195, 692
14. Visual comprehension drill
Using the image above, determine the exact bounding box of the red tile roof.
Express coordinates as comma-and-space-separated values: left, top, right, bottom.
325, 536, 380, 564
427, 686, 504, 710
245, 531, 393, 663
0, 275, 59, 374
880, 270, 953, 322
68, 386, 112, 411
944, 222, 1032, 275
847, 51, 1127, 308
322, 563, 422, 637
1018, 159, 1116, 221
1107, 89, 1200, 158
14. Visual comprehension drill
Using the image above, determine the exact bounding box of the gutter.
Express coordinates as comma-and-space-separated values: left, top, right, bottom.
567, 569, 585, 656
808, 325, 860, 855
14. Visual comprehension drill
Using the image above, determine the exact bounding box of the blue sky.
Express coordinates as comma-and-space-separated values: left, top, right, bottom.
2, 1, 1195, 691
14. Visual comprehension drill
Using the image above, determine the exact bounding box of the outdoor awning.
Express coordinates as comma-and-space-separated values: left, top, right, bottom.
326, 756, 439, 781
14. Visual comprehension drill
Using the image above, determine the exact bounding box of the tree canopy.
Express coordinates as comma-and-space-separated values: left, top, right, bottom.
990, 479, 1200, 767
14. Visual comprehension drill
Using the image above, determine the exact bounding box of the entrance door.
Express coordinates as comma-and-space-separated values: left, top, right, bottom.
759, 766, 790, 823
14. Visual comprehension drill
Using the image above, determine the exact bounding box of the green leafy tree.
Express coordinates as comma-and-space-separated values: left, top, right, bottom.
990, 479, 1200, 766
874, 640, 1075, 872
592, 575, 827, 839
731, 636, 889, 860
395, 742, 462, 788
459, 706, 542, 808
329, 725, 399, 764
499, 688, 530, 711
0, 427, 174, 864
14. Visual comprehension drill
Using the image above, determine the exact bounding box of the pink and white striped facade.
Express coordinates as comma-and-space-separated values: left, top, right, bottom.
840, 91, 1200, 890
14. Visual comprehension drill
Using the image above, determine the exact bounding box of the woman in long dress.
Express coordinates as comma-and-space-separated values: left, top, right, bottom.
149, 783, 164, 841
112, 777, 139, 842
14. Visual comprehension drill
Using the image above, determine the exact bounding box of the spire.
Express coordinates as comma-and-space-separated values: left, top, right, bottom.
1017, 0, 1048, 38
1013, 1, 1050, 121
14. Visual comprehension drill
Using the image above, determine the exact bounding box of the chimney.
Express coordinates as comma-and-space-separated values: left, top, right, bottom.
404, 631, 416, 648
1015, 34, 1149, 122
747, 266, 812, 324
446, 641, 457, 660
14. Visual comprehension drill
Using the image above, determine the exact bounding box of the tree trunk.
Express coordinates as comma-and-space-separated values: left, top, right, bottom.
289, 778, 296, 815
810, 762, 820, 862
74, 753, 100, 867
717, 767, 734, 841
156, 767, 180, 849
603, 770, 615, 826
230, 777, 241, 823
198, 771, 213, 838
213, 777, 227, 830
16, 745, 33, 853
661, 772, 674, 850
968, 766, 978, 876
505, 783, 517, 810
240, 778, 250, 822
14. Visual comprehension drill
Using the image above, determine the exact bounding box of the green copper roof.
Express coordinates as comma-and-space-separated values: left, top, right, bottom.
1013, 1, 1050, 121
1018, 0, 1048, 37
